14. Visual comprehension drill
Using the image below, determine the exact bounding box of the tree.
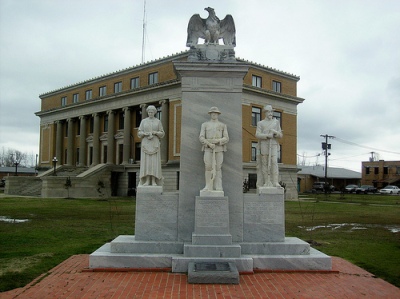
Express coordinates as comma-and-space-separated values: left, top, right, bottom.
0, 147, 29, 167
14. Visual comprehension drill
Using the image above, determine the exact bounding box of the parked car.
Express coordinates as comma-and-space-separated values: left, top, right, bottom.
344, 184, 358, 193
312, 182, 335, 192
379, 185, 400, 194
356, 185, 377, 194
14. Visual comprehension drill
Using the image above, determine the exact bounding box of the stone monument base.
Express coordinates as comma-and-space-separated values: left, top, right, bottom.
89, 190, 332, 274
89, 237, 331, 272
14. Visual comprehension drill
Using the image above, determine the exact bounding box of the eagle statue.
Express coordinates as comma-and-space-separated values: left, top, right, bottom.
186, 7, 236, 47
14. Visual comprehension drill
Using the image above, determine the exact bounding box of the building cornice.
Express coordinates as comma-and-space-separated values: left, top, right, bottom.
243, 84, 305, 104
39, 51, 189, 98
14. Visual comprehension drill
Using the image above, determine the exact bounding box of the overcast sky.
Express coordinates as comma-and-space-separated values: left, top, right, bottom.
1, 0, 399, 171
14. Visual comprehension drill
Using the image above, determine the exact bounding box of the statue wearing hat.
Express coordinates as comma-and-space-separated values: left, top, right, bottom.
255, 105, 283, 188
199, 107, 229, 193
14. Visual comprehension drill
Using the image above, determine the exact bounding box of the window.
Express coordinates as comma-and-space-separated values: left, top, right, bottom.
61, 96, 67, 106
278, 145, 282, 163
114, 82, 122, 93
131, 77, 140, 89
251, 107, 261, 126
77, 121, 81, 136
99, 86, 107, 97
85, 89, 92, 100
135, 108, 142, 127
119, 111, 124, 130
397, 166, 400, 175
252, 75, 262, 88
135, 142, 141, 161
76, 148, 80, 165
103, 145, 108, 163
149, 72, 158, 85
89, 117, 94, 134
365, 167, 370, 174
73, 93, 79, 103
155, 106, 162, 120
374, 167, 379, 174
251, 142, 258, 161
103, 115, 108, 132
384, 167, 388, 175
273, 111, 282, 128
272, 80, 281, 93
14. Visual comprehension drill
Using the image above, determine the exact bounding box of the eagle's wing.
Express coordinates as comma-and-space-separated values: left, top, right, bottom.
186, 14, 206, 47
220, 14, 236, 46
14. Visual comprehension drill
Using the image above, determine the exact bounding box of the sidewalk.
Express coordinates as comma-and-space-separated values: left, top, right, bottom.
1, 255, 399, 298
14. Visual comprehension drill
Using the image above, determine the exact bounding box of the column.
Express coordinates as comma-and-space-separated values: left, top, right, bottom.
140, 103, 147, 119
107, 110, 115, 164
79, 116, 87, 166
66, 118, 74, 166
122, 107, 131, 165
159, 100, 169, 164
55, 120, 63, 164
92, 113, 100, 166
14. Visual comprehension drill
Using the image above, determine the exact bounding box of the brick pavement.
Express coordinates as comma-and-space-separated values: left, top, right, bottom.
1, 255, 399, 298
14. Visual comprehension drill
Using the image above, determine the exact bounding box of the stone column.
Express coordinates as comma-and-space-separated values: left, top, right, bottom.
122, 107, 131, 165
92, 113, 100, 166
159, 100, 169, 164
79, 116, 87, 166
55, 120, 63, 163
66, 118, 74, 166
140, 103, 147, 120
107, 110, 115, 164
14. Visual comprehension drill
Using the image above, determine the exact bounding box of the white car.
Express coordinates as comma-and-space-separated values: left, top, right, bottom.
379, 185, 400, 194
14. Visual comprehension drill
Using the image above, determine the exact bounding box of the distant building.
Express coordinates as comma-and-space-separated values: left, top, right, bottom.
297, 165, 361, 193
0, 167, 37, 180
31, 51, 304, 198
361, 160, 400, 188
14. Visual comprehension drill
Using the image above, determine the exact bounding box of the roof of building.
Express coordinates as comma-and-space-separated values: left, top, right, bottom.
39, 51, 300, 97
0, 167, 37, 174
297, 165, 361, 179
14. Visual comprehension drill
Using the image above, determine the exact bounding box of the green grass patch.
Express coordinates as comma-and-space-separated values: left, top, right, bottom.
0, 197, 135, 292
286, 200, 400, 287
0, 195, 399, 292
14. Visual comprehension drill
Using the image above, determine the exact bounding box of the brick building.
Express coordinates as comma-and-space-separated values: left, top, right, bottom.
34, 51, 304, 198
361, 160, 400, 188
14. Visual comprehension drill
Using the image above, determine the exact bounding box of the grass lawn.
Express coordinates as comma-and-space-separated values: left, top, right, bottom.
0, 194, 399, 292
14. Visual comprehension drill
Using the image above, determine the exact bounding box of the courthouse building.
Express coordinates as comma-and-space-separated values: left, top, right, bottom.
35, 51, 304, 198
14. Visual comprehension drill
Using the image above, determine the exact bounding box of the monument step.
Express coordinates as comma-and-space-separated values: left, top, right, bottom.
184, 243, 241, 258
110, 235, 183, 254
192, 233, 232, 245
240, 237, 311, 255
244, 248, 332, 271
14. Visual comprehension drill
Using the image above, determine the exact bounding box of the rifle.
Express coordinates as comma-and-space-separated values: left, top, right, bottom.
210, 147, 216, 189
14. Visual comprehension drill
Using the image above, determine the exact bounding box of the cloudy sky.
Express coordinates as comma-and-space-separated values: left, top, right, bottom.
1, 0, 399, 171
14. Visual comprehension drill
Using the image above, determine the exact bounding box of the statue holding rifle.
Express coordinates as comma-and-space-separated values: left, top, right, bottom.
255, 105, 283, 188
199, 107, 229, 193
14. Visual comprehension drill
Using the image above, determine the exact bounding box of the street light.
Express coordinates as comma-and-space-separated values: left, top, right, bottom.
52, 157, 58, 176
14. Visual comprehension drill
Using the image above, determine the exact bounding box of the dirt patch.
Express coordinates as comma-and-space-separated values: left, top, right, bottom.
0, 253, 54, 276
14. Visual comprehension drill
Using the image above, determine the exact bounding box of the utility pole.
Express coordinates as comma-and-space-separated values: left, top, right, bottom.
320, 134, 334, 194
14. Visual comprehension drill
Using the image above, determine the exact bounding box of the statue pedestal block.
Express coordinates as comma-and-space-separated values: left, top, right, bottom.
135, 191, 179, 241
243, 188, 285, 242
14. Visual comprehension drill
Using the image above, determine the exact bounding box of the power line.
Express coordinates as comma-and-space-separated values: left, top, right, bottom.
334, 137, 400, 155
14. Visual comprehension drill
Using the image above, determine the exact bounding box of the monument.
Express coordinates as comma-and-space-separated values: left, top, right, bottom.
89, 7, 331, 283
